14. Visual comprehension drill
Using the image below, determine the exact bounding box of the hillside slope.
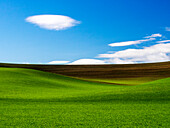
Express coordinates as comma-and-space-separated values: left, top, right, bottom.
0, 61, 170, 85
0, 61, 170, 79
0, 67, 169, 101
0, 67, 169, 127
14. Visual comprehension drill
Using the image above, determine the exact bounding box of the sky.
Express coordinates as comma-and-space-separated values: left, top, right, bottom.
0, 0, 170, 64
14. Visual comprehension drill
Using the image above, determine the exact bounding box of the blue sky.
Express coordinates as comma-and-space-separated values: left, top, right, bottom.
0, 0, 170, 64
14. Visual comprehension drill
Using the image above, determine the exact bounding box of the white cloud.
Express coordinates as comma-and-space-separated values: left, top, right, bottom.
98, 43, 170, 64
25, 15, 80, 30
157, 40, 170, 43
109, 38, 155, 47
144, 33, 162, 38
108, 33, 162, 47
48, 61, 70, 64
69, 59, 107, 65
165, 27, 170, 31
105, 58, 134, 64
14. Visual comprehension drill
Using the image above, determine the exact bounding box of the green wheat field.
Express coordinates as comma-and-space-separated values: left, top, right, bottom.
0, 62, 170, 127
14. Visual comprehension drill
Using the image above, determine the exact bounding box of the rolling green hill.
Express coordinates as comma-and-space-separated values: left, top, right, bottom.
0, 67, 169, 127
0, 61, 170, 85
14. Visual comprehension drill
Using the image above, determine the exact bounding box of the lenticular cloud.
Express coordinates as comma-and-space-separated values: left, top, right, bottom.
26, 15, 80, 30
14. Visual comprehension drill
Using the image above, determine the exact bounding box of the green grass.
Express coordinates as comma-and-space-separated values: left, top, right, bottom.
76, 77, 162, 85
0, 67, 169, 127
